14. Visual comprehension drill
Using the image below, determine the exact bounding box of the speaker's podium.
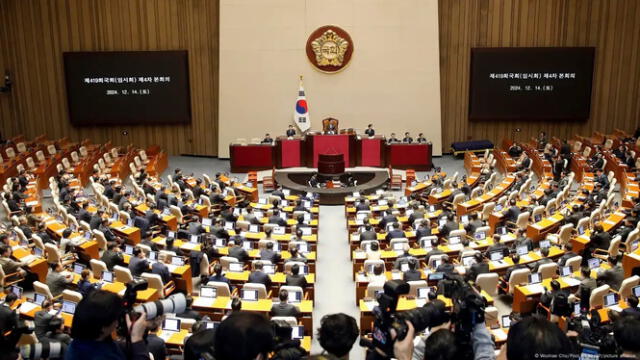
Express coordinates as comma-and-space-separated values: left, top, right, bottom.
318, 153, 345, 177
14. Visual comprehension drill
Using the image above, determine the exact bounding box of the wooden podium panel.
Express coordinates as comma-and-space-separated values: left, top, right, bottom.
304, 134, 356, 168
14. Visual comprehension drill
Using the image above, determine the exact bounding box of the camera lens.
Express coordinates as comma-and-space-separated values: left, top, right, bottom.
21, 342, 64, 359
134, 293, 187, 320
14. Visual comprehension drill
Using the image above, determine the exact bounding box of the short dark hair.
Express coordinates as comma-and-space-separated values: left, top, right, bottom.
614, 316, 640, 354
423, 329, 459, 360
184, 329, 216, 360
62, 228, 72, 238
627, 295, 639, 308
318, 313, 359, 357
71, 290, 124, 340
231, 297, 242, 311
214, 312, 274, 360
279, 289, 288, 302
506, 315, 573, 360
291, 264, 300, 275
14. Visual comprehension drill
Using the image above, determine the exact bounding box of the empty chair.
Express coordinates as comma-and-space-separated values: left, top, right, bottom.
205, 281, 232, 297
548, 224, 574, 245
270, 316, 298, 326
511, 211, 531, 231
365, 283, 384, 299
484, 306, 499, 327
475, 273, 499, 296
508, 268, 531, 295
114, 265, 134, 283
33, 281, 58, 301
141, 273, 175, 299
589, 285, 610, 309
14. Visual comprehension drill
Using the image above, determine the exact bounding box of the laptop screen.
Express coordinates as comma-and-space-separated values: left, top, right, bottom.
448, 236, 460, 245
149, 251, 157, 261
577, 226, 585, 235
428, 272, 444, 281
242, 289, 258, 301
291, 326, 304, 340
10, 285, 22, 298
249, 224, 259, 233
462, 256, 476, 267
163, 318, 181, 332
61, 301, 77, 315
419, 238, 432, 250
202, 218, 212, 227
102, 271, 114, 283
429, 205, 436, 212
263, 264, 276, 275
224, 221, 234, 230
573, 303, 581, 316
273, 227, 286, 235
124, 245, 134, 255
200, 286, 217, 298
560, 266, 572, 277
190, 235, 199, 244
460, 215, 469, 224
229, 262, 243, 272
303, 200, 312, 208
297, 243, 309, 253
288, 291, 302, 303
432, 260, 441, 269
632, 285, 640, 298
604, 293, 617, 307
417, 287, 429, 299
33, 293, 46, 306
516, 245, 528, 256
501, 315, 511, 328
301, 227, 312, 236
497, 227, 507, 235
73, 264, 85, 274
474, 232, 485, 240
539, 240, 550, 249
214, 238, 226, 247
34, 247, 43, 257
242, 241, 253, 250
127, 218, 134, 227
528, 273, 542, 284
534, 214, 542, 222
172, 257, 185, 266
587, 258, 600, 269
167, 231, 176, 238
392, 242, 405, 251
84, 231, 92, 239
490, 252, 504, 261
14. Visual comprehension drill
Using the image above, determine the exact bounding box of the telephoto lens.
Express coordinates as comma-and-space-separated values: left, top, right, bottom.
20, 342, 65, 360
133, 293, 187, 320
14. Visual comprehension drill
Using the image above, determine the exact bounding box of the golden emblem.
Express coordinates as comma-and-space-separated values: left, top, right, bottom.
311, 29, 349, 67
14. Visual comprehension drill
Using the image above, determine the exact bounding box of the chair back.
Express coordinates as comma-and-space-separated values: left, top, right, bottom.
284, 261, 306, 273
365, 283, 384, 298
508, 268, 531, 295
62, 290, 83, 303
200, 253, 210, 277
243, 283, 268, 299
169, 205, 184, 223
90, 259, 108, 279
220, 256, 239, 271
428, 254, 446, 269
589, 285, 610, 309
280, 285, 304, 301
516, 211, 530, 230
33, 281, 55, 300
406, 280, 428, 297
114, 265, 134, 283
538, 263, 558, 279
44, 243, 61, 264
476, 273, 499, 296
608, 236, 621, 258
92, 230, 108, 251
141, 273, 166, 298
363, 259, 385, 274
565, 256, 582, 273
271, 316, 298, 326
206, 281, 231, 297
618, 275, 640, 299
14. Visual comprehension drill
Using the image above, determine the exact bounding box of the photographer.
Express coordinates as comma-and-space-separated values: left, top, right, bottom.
498, 315, 574, 360
271, 319, 306, 360
65, 290, 151, 360
614, 316, 640, 359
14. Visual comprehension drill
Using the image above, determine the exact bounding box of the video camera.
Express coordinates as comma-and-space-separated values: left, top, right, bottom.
567, 310, 617, 357
439, 273, 486, 345
361, 280, 449, 359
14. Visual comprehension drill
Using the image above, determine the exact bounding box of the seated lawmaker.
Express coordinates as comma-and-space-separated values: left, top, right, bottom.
286, 125, 296, 137
416, 133, 427, 143
387, 133, 400, 144
402, 132, 413, 143
364, 124, 375, 137
325, 122, 337, 135
261, 133, 274, 144
270, 289, 301, 318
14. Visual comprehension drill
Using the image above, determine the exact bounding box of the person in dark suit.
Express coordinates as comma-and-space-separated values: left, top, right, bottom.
435, 255, 456, 275
248, 261, 272, 288
270, 289, 300, 317
260, 242, 281, 263
76, 202, 92, 224
557, 243, 578, 267
425, 238, 444, 264
385, 222, 404, 241
408, 205, 426, 225
513, 229, 534, 252
616, 218, 636, 243
176, 296, 203, 321
504, 199, 521, 223
364, 124, 375, 137
387, 133, 399, 144
565, 205, 584, 227
228, 240, 249, 263
597, 256, 625, 291
0, 293, 19, 335
359, 224, 377, 241
621, 296, 640, 319
402, 132, 413, 144
100, 242, 124, 270
4, 192, 21, 213
464, 213, 484, 234
272, 186, 285, 199
285, 264, 308, 288
540, 279, 568, 309
379, 209, 398, 229
590, 224, 612, 250
286, 247, 307, 264
485, 235, 509, 258
269, 209, 287, 226
99, 219, 117, 243
152, 253, 172, 284
402, 258, 422, 281
128, 247, 150, 277
261, 133, 274, 144
208, 263, 231, 287
465, 253, 490, 282
286, 125, 296, 137
594, 168, 609, 188
164, 237, 184, 257
438, 213, 459, 238
416, 133, 427, 143
530, 247, 553, 273
415, 221, 432, 240
355, 198, 370, 212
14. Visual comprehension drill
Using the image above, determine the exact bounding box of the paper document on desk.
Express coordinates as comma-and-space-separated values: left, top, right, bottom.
193, 297, 214, 308
19, 302, 39, 314
166, 264, 178, 272
21, 255, 36, 264
527, 284, 546, 294
563, 277, 581, 287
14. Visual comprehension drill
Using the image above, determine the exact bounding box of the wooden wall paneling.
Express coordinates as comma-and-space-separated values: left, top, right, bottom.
439, 0, 640, 153
0, 0, 219, 156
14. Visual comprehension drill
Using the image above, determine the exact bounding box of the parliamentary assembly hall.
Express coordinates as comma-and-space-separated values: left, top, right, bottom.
1, 1, 640, 359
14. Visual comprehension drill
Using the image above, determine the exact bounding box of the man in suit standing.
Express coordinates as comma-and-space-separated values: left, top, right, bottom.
152, 253, 172, 284
364, 124, 375, 137
128, 247, 150, 277
76, 202, 92, 224
286, 125, 296, 137
590, 224, 612, 250
270, 289, 300, 317
248, 261, 272, 288
89, 210, 104, 230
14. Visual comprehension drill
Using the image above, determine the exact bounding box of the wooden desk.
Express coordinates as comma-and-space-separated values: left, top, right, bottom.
110, 221, 142, 244
457, 175, 515, 215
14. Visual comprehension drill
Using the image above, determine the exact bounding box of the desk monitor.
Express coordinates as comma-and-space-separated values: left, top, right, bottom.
577, 226, 585, 235
448, 236, 461, 245
516, 245, 529, 256
167, 231, 176, 239
474, 231, 486, 240
214, 238, 226, 247
297, 242, 309, 253
461, 215, 469, 224
496, 227, 507, 235
303, 200, 312, 208
205, 321, 220, 330
200, 286, 217, 299
242, 289, 258, 301
249, 224, 259, 233
419, 238, 432, 250
495, 204, 503, 212
171, 257, 185, 266
604, 293, 618, 308
73, 263, 85, 274
298, 265, 309, 275
528, 273, 542, 284
127, 218, 134, 227
501, 315, 511, 328
224, 221, 234, 230
534, 214, 542, 223
301, 228, 312, 236
432, 260, 442, 269
33, 293, 46, 306
190, 235, 199, 244
291, 326, 304, 340
263, 264, 276, 275
539, 240, 551, 249
587, 258, 600, 269
102, 271, 114, 283
386, 224, 394, 232
462, 256, 476, 267
258, 198, 268, 205
632, 285, 640, 298
242, 241, 253, 250
560, 266, 572, 277
10, 285, 22, 298
124, 245, 134, 255
202, 218, 212, 227
428, 272, 444, 281
162, 208, 171, 216
162, 318, 181, 332
417, 287, 429, 299
490, 252, 504, 261
61, 300, 77, 315
84, 231, 93, 239
288, 291, 302, 303
392, 242, 405, 251
629, 240, 639, 252
149, 251, 158, 261
34, 247, 44, 257
400, 263, 410, 272
229, 262, 243, 272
